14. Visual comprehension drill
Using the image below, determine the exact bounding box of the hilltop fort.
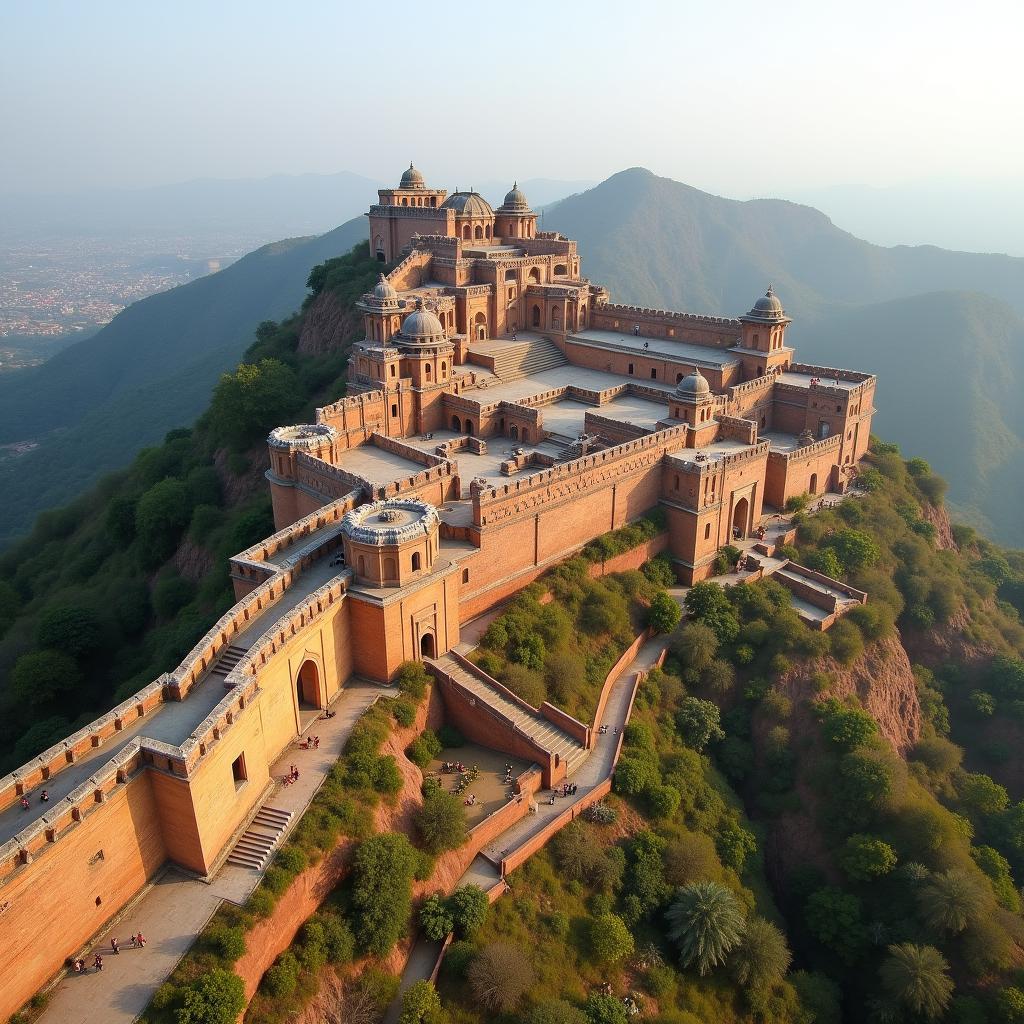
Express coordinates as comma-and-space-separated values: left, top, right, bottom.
0, 166, 876, 1016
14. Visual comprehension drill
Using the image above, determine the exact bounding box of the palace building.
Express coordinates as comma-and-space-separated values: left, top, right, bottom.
0, 167, 876, 1018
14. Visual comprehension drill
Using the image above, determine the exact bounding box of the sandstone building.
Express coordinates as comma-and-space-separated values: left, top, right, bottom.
0, 167, 875, 1017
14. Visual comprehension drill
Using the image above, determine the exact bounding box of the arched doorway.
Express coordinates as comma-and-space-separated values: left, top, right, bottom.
474, 311, 487, 340
732, 497, 749, 540
531, 304, 541, 327
296, 660, 321, 710
809, 473, 818, 495
510, 424, 519, 440
452, 415, 462, 432
420, 632, 436, 659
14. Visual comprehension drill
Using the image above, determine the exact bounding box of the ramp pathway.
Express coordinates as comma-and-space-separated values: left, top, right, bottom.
32, 680, 395, 1024
433, 653, 588, 773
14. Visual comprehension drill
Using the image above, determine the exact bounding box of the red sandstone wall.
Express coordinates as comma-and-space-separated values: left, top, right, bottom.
0, 774, 167, 1021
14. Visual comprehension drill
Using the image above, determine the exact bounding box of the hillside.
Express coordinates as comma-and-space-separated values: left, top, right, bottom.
0, 218, 365, 546
545, 169, 1024, 541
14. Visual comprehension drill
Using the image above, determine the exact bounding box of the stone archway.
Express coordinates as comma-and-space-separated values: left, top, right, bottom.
452, 415, 462, 432
809, 473, 818, 495
420, 632, 436, 659
296, 659, 322, 710
732, 497, 749, 540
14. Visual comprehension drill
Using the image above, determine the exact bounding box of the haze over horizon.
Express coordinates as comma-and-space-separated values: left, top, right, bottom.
3, 0, 1022, 199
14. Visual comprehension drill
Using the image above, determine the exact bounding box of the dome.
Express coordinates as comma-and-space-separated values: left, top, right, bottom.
400, 162, 425, 189
341, 498, 440, 546
440, 191, 494, 218
742, 285, 788, 322
675, 367, 711, 400
499, 182, 530, 212
399, 297, 445, 343
372, 274, 398, 302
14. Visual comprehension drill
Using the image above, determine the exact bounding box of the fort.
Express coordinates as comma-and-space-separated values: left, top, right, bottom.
0, 166, 876, 1018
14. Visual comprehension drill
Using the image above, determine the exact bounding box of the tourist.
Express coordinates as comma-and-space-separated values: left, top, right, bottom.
111, 937, 120, 955
72, 958, 83, 974
20, 796, 29, 810
136, 932, 146, 948
94, 954, 103, 972
40, 789, 49, 802
313, 735, 320, 749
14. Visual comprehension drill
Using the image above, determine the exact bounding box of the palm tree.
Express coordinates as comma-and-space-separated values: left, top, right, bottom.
730, 916, 792, 990
879, 943, 954, 1020
665, 882, 746, 975
917, 868, 988, 934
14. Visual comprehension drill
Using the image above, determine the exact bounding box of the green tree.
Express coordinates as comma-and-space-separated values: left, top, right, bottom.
648, 592, 681, 634
839, 834, 898, 881
11, 649, 81, 704
671, 621, 719, 673
878, 943, 953, 1021
583, 993, 628, 1024
414, 788, 468, 854
818, 697, 877, 750
398, 980, 444, 1024
675, 696, 724, 751
208, 359, 300, 448
105, 495, 138, 544
448, 885, 489, 937
174, 968, 246, 1024
826, 529, 881, 572
917, 868, 988, 934
683, 582, 739, 643
730, 916, 792, 991
994, 987, 1024, 1023
957, 772, 1009, 816
807, 547, 845, 579
135, 478, 192, 565
36, 604, 103, 656
835, 749, 893, 825
527, 999, 588, 1024
805, 887, 864, 962
588, 913, 634, 964
665, 881, 746, 976
468, 942, 534, 1013
419, 894, 454, 941
716, 817, 757, 872
351, 833, 417, 956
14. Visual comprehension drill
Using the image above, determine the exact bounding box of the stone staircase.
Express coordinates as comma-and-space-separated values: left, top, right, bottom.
489, 337, 567, 381
226, 805, 293, 870
434, 654, 589, 774
211, 644, 247, 680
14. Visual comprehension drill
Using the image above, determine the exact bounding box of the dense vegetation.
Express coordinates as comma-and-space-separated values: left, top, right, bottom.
470, 529, 676, 722
0, 241, 382, 773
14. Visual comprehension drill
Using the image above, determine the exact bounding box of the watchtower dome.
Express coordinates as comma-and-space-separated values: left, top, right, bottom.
340, 498, 440, 587
671, 368, 714, 425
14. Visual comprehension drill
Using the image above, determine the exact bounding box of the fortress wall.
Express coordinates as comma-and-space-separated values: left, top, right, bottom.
584, 411, 650, 445
562, 338, 731, 390
765, 439, 842, 507
0, 772, 167, 1022
590, 302, 741, 346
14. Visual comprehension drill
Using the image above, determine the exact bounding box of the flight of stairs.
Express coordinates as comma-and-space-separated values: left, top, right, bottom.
434, 654, 589, 774
211, 644, 247, 680
489, 337, 567, 381
226, 805, 293, 870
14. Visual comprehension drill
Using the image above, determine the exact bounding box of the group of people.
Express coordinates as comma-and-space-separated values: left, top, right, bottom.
597, 723, 617, 736
283, 764, 302, 786
19, 789, 48, 810
547, 781, 580, 804
72, 933, 146, 975
440, 760, 473, 774
300, 735, 321, 750
808, 376, 841, 387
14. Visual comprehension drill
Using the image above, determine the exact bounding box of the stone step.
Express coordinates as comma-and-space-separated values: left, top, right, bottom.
226, 804, 293, 871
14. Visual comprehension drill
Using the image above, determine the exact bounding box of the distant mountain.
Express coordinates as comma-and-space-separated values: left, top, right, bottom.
784, 181, 1024, 258
0, 218, 366, 546
544, 169, 1024, 540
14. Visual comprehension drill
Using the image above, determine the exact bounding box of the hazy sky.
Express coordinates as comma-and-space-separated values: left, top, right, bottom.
3, 0, 1022, 197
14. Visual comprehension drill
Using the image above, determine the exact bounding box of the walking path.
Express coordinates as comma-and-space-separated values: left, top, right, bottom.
34, 680, 395, 1024
384, 632, 667, 1023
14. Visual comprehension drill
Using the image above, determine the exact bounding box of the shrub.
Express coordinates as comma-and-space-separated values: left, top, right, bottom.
468, 942, 534, 1012
262, 950, 299, 998
671, 621, 719, 673
839, 834, 897, 881
10, 650, 81, 704
205, 924, 246, 963
437, 724, 465, 748
730, 916, 792, 991
36, 603, 104, 656
588, 912, 635, 964
406, 729, 443, 769
419, 893, 454, 941
583, 993, 629, 1024
916, 868, 989, 934
715, 817, 757, 871
414, 787, 468, 854
394, 661, 430, 699
805, 887, 864, 962
448, 885, 489, 937
398, 980, 444, 1024
648, 591, 681, 634
527, 999, 589, 1024
391, 697, 417, 727
351, 833, 418, 955
174, 968, 246, 1024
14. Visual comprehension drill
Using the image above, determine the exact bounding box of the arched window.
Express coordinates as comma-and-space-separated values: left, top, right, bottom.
412, 552, 421, 571
383, 556, 396, 579
474, 224, 483, 239
521, 427, 529, 441
462, 224, 471, 240
554, 263, 568, 276
425, 363, 432, 379
551, 308, 560, 328
532, 304, 541, 327
676, 373, 684, 383
704, 523, 711, 539
440, 361, 447, 378
528, 267, 541, 284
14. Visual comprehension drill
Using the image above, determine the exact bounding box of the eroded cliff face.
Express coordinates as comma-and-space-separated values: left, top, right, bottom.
776, 632, 922, 755
922, 500, 957, 552
298, 291, 361, 356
